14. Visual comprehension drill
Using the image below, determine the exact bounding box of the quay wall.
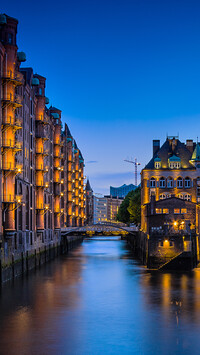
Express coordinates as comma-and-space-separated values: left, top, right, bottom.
126, 232, 199, 270
0, 235, 83, 285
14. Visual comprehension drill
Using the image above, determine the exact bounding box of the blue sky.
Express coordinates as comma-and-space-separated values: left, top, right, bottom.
2, 0, 200, 194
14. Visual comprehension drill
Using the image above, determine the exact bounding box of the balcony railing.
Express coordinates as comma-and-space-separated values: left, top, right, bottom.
2, 117, 22, 128
2, 194, 15, 203
2, 71, 23, 84
35, 148, 48, 155
35, 115, 49, 124
2, 139, 22, 150
36, 203, 44, 210
36, 180, 45, 187
2, 94, 22, 107
2, 194, 23, 203
36, 164, 44, 171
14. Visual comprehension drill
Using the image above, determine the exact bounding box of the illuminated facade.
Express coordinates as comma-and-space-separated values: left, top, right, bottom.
62, 124, 86, 227
105, 196, 124, 222
141, 136, 200, 232
0, 14, 85, 265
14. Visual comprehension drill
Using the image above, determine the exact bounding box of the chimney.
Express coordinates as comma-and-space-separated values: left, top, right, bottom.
153, 140, 160, 156
186, 139, 194, 154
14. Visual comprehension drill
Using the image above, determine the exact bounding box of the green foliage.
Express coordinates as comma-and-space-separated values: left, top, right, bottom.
116, 187, 141, 226
127, 187, 141, 226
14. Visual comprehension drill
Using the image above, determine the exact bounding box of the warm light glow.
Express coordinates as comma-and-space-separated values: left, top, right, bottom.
61, 180, 64, 184
60, 192, 64, 196
174, 221, 177, 226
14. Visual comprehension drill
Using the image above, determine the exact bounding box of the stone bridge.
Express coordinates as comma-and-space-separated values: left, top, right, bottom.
61, 223, 137, 237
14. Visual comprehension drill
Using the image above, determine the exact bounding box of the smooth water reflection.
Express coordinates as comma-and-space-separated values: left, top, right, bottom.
1, 237, 200, 354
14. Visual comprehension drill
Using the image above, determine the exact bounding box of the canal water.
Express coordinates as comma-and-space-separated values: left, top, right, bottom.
1, 237, 200, 355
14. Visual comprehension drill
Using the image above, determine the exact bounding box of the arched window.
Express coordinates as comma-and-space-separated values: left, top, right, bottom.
150, 178, 156, 188
177, 177, 183, 188
167, 177, 173, 188
159, 194, 166, 200
159, 177, 165, 188
184, 194, 191, 201
177, 193, 183, 199
185, 177, 191, 188
167, 194, 171, 198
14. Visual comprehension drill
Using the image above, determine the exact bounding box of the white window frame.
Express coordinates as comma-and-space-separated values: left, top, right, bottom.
155, 162, 161, 169
177, 178, 183, 188
185, 178, 191, 188
184, 194, 191, 201
150, 178, 156, 188
167, 178, 173, 188
159, 178, 165, 188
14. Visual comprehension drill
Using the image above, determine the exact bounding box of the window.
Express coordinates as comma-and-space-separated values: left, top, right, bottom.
159, 241, 164, 247
167, 177, 173, 188
184, 194, 191, 201
159, 177, 165, 188
177, 194, 183, 199
155, 162, 161, 169
169, 162, 181, 169
163, 209, 169, 214
39, 88, 42, 95
159, 194, 166, 200
181, 208, 187, 214
8, 33, 13, 44
177, 177, 183, 188
185, 177, 191, 188
174, 208, 180, 214
150, 178, 156, 188
170, 241, 174, 247
156, 208, 162, 214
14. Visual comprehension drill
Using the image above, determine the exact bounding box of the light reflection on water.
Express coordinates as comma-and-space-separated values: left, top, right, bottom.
0, 236, 200, 354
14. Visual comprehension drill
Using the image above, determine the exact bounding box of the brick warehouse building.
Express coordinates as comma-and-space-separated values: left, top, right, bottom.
0, 14, 86, 267
141, 136, 200, 268
141, 136, 200, 232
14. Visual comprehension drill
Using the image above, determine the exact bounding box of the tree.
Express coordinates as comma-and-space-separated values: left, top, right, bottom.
116, 189, 139, 224
127, 187, 141, 226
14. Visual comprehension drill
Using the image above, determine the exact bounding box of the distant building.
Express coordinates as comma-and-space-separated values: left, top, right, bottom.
110, 184, 136, 198
93, 196, 107, 224
105, 196, 124, 222
93, 195, 124, 224
85, 179, 93, 225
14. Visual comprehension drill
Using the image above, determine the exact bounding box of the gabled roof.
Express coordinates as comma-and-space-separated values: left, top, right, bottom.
86, 179, 93, 192
191, 143, 200, 161
144, 138, 194, 170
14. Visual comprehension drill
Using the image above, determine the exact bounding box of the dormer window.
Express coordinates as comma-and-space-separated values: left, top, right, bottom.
154, 157, 161, 169
168, 155, 181, 169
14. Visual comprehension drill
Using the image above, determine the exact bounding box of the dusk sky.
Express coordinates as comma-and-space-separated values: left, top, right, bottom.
2, 0, 200, 194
